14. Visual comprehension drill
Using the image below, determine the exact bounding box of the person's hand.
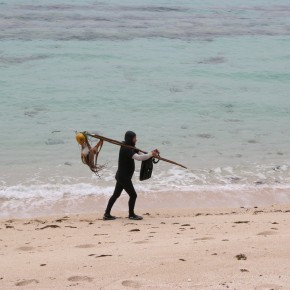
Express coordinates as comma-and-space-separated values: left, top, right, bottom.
154, 149, 160, 155
151, 149, 160, 157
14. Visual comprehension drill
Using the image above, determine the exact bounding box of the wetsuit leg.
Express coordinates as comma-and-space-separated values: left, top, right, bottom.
122, 180, 137, 216
105, 182, 123, 215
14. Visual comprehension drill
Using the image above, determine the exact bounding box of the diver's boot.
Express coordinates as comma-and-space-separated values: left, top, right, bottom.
103, 213, 117, 220
129, 214, 143, 220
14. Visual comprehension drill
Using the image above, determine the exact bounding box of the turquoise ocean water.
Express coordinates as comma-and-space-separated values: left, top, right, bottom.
1, 0, 290, 216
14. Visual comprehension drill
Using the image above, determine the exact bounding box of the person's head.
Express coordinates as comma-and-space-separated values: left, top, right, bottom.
124, 131, 137, 146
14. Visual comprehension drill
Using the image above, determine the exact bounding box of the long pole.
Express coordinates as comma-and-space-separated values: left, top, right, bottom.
85, 132, 187, 169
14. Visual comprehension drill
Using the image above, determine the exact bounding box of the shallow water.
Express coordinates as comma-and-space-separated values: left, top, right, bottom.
1, 0, 290, 216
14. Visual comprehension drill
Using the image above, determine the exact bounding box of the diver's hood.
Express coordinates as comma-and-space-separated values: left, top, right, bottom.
124, 131, 136, 146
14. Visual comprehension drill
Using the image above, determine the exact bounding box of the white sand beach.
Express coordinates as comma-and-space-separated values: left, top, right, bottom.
1, 204, 290, 289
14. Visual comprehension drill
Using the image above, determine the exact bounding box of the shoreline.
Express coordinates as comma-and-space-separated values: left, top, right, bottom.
1, 187, 290, 219
1, 205, 290, 289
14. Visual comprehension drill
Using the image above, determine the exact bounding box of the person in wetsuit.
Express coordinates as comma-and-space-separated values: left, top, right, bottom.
103, 131, 159, 220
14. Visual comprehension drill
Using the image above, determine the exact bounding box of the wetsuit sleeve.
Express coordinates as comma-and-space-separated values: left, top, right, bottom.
132, 152, 153, 161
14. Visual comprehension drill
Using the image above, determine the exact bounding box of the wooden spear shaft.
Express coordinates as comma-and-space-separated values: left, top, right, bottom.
85, 132, 187, 169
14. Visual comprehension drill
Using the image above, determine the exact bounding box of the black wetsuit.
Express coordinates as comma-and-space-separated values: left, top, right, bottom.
105, 131, 138, 216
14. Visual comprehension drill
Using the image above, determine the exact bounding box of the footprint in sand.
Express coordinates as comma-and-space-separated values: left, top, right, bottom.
16, 246, 35, 251
15, 279, 39, 286
75, 244, 95, 248
95, 254, 112, 258
257, 231, 277, 236
129, 229, 140, 232
5, 225, 14, 229
121, 280, 141, 288
88, 254, 112, 258
67, 276, 93, 282
36, 225, 60, 230
94, 233, 108, 236
194, 237, 214, 241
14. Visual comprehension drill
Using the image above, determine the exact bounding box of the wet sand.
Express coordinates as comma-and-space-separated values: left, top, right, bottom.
0, 205, 290, 289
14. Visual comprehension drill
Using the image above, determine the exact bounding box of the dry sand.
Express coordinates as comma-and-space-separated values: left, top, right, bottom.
0, 205, 290, 289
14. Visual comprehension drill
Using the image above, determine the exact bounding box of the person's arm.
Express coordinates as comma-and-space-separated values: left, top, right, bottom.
132, 151, 153, 161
